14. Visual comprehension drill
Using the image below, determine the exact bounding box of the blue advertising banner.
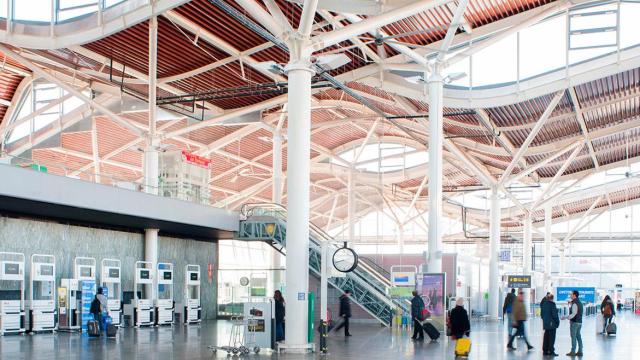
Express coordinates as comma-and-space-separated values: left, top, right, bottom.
419, 273, 446, 332
556, 287, 596, 303
81, 280, 96, 332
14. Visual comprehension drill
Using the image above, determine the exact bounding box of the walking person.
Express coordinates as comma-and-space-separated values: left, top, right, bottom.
410, 290, 425, 341
507, 291, 534, 351
334, 290, 352, 336
273, 290, 285, 342
541, 293, 560, 356
503, 289, 516, 335
449, 297, 470, 340
562, 290, 584, 357
600, 295, 615, 334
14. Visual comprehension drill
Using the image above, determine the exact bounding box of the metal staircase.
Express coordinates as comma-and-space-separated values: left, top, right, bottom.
236, 203, 408, 326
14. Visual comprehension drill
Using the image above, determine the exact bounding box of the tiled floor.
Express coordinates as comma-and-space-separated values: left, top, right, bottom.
1, 312, 635, 359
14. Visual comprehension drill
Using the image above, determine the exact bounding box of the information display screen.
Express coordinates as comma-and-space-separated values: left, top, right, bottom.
190, 273, 198, 281
109, 268, 119, 278
40, 264, 54, 276
140, 270, 150, 279
4, 262, 20, 275
80, 267, 92, 278
163, 271, 172, 280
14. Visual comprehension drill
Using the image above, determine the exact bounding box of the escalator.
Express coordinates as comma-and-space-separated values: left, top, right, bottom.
236, 203, 408, 326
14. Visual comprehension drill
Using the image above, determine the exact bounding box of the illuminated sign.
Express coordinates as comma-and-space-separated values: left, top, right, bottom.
507, 275, 531, 288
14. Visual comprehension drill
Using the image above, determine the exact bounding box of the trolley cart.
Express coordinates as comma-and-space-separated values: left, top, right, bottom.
208, 316, 260, 356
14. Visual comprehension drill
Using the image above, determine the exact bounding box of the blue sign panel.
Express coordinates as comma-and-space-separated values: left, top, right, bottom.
556, 287, 596, 303
499, 250, 511, 262
81, 280, 96, 332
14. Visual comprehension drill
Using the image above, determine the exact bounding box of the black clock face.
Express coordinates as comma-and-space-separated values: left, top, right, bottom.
332, 248, 358, 273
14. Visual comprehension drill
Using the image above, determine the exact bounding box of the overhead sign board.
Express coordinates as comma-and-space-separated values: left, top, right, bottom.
556, 287, 596, 303
499, 250, 511, 262
507, 275, 531, 289
391, 271, 416, 287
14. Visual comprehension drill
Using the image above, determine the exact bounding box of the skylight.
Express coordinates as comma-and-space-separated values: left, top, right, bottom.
332, 142, 428, 173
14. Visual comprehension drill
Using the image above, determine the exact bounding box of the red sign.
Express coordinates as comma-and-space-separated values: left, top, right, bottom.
181, 150, 211, 168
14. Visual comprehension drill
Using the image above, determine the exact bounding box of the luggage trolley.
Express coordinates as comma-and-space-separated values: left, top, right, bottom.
28, 254, 56, 333
155, 262, 174, 326
208, 315, 260, 356
101, 259, 122, 327
0, 252, 25, 335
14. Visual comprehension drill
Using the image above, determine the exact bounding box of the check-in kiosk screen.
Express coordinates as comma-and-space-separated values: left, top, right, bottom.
4, 263, 19, 275
190, 273, 198, 281
163, 271, 172, 280
80, 267, 92, 278
109, 268, 119, 278
40, 265, 54, 276
140, 270, 150, 279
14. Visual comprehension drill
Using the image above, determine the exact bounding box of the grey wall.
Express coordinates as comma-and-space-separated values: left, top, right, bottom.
0, 216, 218, 319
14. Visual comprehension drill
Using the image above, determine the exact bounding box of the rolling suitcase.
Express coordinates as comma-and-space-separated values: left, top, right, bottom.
455, 338, 472, 356
87, 320, 100, 337
107, 324, 118, 338
606, 321, 617, 336
422, 321, 440, 340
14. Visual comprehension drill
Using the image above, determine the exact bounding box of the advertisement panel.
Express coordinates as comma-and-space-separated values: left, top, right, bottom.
81, 280, 96, 332
419, 273, 446, 332
556, 287, 596, 303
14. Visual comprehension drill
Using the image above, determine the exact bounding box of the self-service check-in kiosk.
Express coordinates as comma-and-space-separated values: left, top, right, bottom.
179, 264, 201, 324
155, 263, 174, 326
59, 257, 96, 331
101, 258, 122, 327
0, 252, 25, 335
124, 261, 154, 327
27, 254, 56, 333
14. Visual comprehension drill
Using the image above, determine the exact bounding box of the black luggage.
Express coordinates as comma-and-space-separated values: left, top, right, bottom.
87, 320, 100, 337
107, 324, 118, 338
422, 321, 440, 340
606, 322, 617, 336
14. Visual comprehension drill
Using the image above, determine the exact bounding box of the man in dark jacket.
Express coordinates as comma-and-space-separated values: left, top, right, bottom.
410, 290, 425, 340
541, 294, 560, 356
503, 289, 516, 336
334, 290, 352, 336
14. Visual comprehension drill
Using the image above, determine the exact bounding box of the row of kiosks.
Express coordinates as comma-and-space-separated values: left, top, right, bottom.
124, 261, 155, 327
0, 252, 25, 335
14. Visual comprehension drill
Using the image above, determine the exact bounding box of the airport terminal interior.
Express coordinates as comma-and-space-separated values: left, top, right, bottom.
1, 0, 640, 358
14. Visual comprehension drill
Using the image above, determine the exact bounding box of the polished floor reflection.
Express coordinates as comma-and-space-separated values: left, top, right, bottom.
1, 313, 635, 359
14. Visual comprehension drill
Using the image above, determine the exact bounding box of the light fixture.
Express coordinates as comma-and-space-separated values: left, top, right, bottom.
444, 72, 467, 83
253, 61, 284, 74
314, 53, 351, 71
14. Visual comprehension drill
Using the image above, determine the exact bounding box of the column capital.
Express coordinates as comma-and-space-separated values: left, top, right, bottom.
284, 60, 315, 75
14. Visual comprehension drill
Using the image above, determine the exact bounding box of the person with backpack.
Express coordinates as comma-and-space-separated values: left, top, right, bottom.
541, 293, 560, 356
410, 290, 425, 341
90, 287, 107, 332
600, 295, 615, 334
503, 289, 516, 335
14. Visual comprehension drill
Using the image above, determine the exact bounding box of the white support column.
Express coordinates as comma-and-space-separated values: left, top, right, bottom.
544, 204, 553, 290
91, 117, 101, 184
283, 56, 314, 350
144, 15, 159, 196
489, 186, 500, 320
272, 132, 283, 204
523, 215, 532, 315
559, 243, 566, 286
348, 168, 355, 245
145, 228, 159, 267
427, 69, 444, 273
